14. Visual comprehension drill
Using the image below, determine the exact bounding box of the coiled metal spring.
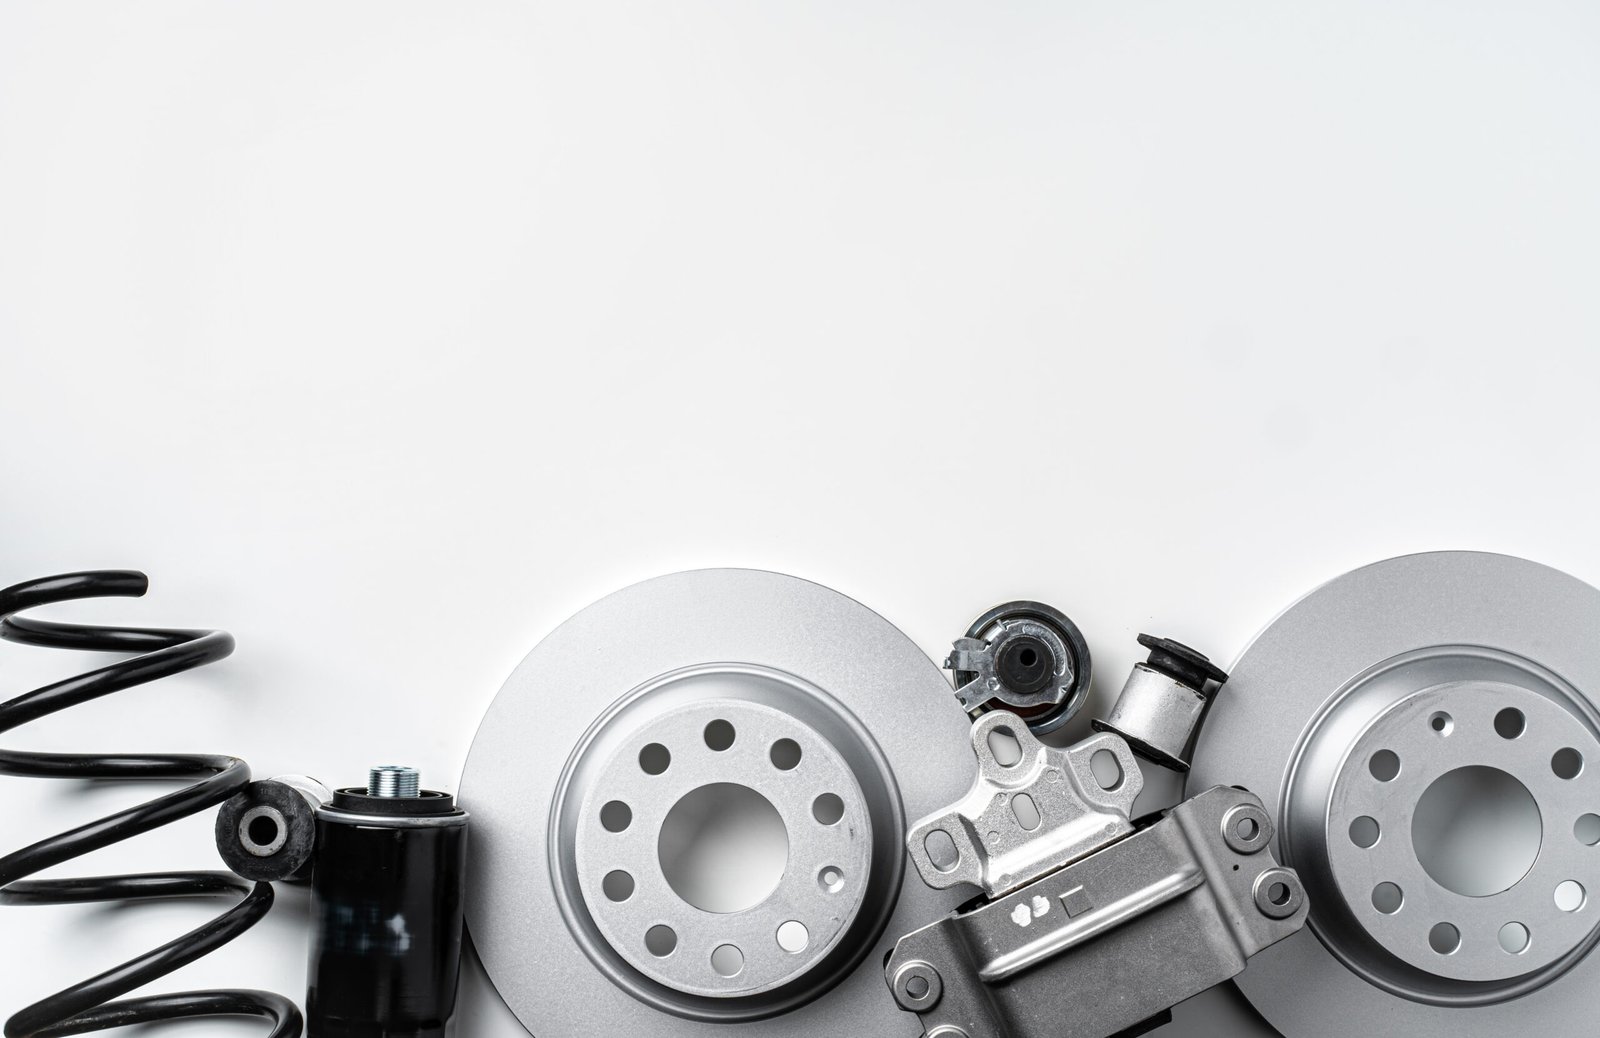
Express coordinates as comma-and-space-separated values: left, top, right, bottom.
0, 571, 301, 1037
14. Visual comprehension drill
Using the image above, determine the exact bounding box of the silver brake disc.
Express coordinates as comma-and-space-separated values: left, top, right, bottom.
459, 569, 973, 1037
1190, 551, 1600, 1037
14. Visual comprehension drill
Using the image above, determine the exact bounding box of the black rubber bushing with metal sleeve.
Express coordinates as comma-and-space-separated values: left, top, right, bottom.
215, 775, 331, 882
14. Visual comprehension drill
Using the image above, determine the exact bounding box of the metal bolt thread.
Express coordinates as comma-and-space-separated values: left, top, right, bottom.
367, 765, 421, 798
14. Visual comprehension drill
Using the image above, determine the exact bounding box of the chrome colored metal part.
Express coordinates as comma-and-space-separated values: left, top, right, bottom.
1093, 634, 1227, 772
947, 602, 1091, 736
905, 711, 1142, 897
887, 783, 1308, 1038
573, 691, 873, 997
1095, 664, 1205, 770
460, 569, 975, 1037
1191, 551, 1600, 1038
238, 806, 289, 857
369, 764, 422, 798
1222, 803, 1273, 855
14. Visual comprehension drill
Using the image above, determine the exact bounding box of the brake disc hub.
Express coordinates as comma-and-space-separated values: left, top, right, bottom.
565, 672, 883, 1001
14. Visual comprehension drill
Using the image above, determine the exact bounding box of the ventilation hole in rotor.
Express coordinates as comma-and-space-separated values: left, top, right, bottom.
987, 726, 1023, 768
1350, 816, 1381, 849
818, 866, 845, 893
645, 925, 677, 957
1555, 880, 1586, 912
1091, 749, 1124, 791
1576, 814, 1600, 846
640, 743, 671, 775
1429, 711, 1453, 736
925, 830, 960, 873
704, 719, 736, 752
711, 944, 744, 978
1498, 921, 1530, 954
776, 920, 809, 954
1494, 708, 1526, 740
1428, 922, 1461, 955
1553, 748, 1584, 780
770, 738, 802, 771
1372, 882, 1403, 914
600, 800, 632, 833
602, 870, 634, 902
1368, 750, 1401, 782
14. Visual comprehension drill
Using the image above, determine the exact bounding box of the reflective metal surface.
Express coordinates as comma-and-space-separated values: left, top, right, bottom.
904, 710, 1142, 898
887, 784, 1307, 1038
460, 569, 974, 1037
1191, 551, 1600, 1037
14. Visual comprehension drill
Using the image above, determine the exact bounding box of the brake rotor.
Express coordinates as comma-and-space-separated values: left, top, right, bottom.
460, 569, 973, 1037
1190, 551, 1600, 1037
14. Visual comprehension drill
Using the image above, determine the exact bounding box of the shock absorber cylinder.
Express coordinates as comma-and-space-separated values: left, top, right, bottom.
306, 765, 470, 1038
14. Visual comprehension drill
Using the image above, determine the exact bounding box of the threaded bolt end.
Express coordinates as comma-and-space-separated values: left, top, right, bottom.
368, 765, 421, 798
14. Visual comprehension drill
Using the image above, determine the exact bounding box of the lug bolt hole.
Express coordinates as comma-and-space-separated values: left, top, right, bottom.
1555, 880, 1586, 912
813, 793, 845, 826
1350, 816, 1380, 849
602, 870, 635, 902
711, 944, 744, 978
704, 720, 736, 752
1498, 921, 1530, 954
770, 738, 802, 771
640, 743, 671, 775
776, 920, 809, 953
645, 925, 678, 957
1494, 708, 1526, 740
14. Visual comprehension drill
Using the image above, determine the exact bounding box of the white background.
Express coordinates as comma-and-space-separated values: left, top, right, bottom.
3, 2, 1599, 1035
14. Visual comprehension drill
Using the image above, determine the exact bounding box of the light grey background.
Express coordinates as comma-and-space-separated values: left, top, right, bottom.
3, 2, 1598, 1035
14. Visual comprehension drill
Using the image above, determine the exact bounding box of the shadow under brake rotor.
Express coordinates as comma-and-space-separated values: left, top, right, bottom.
1190, 552, 1600, 1038
460, 569, 974, 1038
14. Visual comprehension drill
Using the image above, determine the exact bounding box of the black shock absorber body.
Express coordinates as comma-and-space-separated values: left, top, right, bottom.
307, 786, 469, 1038
0, 571, 302, 1038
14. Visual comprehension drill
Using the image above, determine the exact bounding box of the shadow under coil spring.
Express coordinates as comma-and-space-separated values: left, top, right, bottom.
0, 571, 302, 1038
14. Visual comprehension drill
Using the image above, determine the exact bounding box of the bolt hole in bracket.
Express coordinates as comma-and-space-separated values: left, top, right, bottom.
1189, 551, 1600, 1038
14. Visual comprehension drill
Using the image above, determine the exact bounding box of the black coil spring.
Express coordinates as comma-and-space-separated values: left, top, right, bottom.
0, 571, 302, 1037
